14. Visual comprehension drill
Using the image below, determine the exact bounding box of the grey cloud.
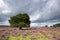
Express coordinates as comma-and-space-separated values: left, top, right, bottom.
0, 14, 9, 22
35, 0, 60, 22
0, 0, 60, 26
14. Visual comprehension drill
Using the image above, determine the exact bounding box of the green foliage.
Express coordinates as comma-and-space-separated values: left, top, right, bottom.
7, 35, 30, 40
18, 22, 26, 27
9, 13, 30, 28
52, 23, 60, 27
7, 36, 17, 40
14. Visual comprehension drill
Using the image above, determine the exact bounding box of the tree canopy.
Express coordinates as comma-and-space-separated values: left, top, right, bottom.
9, 13, 30, 29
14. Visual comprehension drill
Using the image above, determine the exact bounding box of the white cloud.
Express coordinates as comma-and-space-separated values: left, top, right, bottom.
31, 22, 60, 27
0, 21, 9, 25
0, 0, 8, 8
30, 23, 49, 27
30, 10, 41, 21
2, 10, 11, 14
39, 0, 57, 20
42, 0, 56, 13
0, 0, 11, 14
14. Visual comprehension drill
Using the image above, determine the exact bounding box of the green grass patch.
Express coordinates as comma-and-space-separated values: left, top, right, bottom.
7, 35, 23, 40
7, 32, 54, 40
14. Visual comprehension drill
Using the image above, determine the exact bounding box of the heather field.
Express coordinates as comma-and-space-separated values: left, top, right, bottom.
0, 27, 60, 40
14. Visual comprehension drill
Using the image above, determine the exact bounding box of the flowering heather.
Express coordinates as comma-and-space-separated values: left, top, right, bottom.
0, 27, 60, 40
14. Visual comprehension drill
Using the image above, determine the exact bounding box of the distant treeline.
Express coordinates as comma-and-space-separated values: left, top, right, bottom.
0, 25, 10, 27
52, 23, 60, 27
45, 23, 60, 27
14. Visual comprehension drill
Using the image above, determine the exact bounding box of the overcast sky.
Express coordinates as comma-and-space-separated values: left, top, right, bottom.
0, 0, 60, 27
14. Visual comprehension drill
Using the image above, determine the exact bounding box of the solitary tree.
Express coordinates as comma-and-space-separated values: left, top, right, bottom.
9, 13, 30, 29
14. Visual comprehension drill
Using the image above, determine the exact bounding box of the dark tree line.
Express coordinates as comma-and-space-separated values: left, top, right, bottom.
52, 23, 60, 27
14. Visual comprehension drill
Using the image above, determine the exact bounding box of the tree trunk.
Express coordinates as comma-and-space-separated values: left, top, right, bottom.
19, 27, 22, 30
